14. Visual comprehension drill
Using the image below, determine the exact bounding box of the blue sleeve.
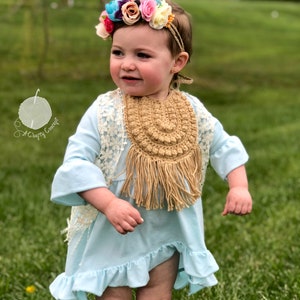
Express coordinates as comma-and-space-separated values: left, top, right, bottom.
210, 120, 249, 180
51, 99, 107, 206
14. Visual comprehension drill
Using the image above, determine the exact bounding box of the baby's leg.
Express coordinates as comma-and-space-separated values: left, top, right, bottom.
136, 252, 179, 300
96, 286, 132, 300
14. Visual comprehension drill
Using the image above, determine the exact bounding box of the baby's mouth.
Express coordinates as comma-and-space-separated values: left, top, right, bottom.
121, 76, 141, 81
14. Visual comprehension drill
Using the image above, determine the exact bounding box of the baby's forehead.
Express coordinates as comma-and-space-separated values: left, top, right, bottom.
112, 24, 170, 44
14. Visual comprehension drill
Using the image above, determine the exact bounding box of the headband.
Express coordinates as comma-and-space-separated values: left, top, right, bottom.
95, 0, 185, 52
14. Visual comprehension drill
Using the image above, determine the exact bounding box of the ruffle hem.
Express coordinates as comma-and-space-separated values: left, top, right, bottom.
50, 242, 218, 300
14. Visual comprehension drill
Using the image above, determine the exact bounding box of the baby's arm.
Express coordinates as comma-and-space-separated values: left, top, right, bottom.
79, 188, 144, 234
222, 165, 252, 216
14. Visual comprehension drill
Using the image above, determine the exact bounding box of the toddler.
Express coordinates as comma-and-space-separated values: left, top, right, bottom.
50, 1, 252, 299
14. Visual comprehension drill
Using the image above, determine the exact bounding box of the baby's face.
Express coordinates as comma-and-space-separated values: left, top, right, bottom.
110, 24, 176, 99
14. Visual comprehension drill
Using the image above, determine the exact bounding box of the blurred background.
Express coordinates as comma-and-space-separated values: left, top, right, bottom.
0, 0, 299, 299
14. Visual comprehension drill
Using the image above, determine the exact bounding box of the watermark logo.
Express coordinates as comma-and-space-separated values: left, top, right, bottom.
14, 89, 59, 141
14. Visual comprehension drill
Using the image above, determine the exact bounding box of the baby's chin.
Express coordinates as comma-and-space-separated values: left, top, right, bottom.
121, 90, 145, 98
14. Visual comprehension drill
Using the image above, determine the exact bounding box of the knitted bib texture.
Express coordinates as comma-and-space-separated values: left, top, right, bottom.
122, 90, 202, 211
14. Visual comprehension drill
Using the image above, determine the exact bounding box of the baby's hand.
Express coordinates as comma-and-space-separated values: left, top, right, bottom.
222, 186, 252, 216
103, 197, 144, 234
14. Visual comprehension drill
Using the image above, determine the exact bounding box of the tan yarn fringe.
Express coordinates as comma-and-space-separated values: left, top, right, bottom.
121, 146, 202, 211
121, 90, 202, 211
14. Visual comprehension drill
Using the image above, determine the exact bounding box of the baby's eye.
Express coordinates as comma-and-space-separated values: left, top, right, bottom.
111, 49, 123, 56
137, 52, 151, 59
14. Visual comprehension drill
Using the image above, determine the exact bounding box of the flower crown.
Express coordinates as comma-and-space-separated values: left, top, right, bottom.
95, 0, 185, 51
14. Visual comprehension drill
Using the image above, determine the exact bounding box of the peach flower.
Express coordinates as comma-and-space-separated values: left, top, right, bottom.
95, 23, 110, 39
121, 1, 141, 25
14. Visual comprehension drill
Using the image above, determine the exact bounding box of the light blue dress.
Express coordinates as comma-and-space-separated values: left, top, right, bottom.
49, 89, 248, 300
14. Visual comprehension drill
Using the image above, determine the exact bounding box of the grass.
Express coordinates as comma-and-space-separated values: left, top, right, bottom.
0, 0, 300, 299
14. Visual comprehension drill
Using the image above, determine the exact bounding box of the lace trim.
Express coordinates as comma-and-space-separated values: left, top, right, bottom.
191, 95, 215, 190
62, 205, 98, 243
65, 90, 127, 243
95, 89, 127, 184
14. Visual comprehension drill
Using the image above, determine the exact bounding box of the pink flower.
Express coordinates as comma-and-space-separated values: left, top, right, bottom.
98, 10, 107, 22
121, 1, 141, 25
99, 11, 114, 34
139, 0, 156, 22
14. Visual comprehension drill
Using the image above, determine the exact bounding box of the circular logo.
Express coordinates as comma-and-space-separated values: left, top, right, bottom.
18, 90, 52, 130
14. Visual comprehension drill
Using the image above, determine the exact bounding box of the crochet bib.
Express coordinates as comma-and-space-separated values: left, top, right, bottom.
122, 90, 202, 211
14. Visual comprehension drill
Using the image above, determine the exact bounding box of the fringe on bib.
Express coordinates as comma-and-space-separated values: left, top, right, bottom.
121, 90, 202, 211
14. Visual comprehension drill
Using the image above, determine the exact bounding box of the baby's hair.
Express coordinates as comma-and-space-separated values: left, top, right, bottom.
166, 0, 193, 61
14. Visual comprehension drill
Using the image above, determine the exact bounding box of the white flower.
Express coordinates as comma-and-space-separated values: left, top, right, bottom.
149, 0, 171, 29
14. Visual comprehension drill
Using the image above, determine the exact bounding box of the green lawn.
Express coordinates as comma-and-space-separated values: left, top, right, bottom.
0, 0, 299, 299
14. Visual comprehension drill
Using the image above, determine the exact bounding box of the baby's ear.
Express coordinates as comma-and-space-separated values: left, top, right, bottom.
172, 52, 189, 73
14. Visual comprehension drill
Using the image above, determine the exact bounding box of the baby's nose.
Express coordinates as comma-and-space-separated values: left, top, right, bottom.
121, 59, 136, 71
